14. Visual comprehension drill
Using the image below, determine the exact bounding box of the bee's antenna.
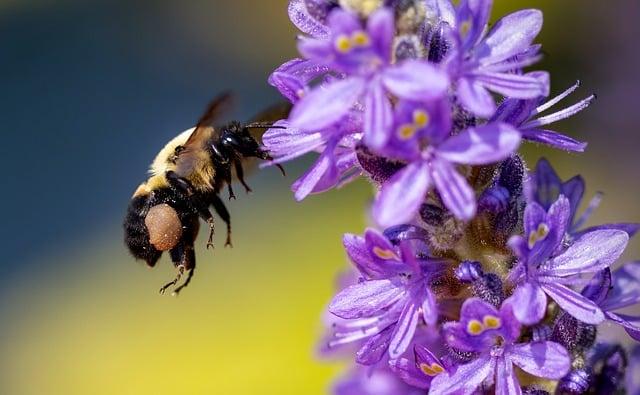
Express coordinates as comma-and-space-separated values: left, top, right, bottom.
245, 122, 287, 130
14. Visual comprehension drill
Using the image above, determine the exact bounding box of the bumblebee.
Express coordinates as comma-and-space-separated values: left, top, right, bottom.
124, 93, 287, 295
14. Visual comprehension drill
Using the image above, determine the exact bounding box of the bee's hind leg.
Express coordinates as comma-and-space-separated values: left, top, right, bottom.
159, 265, 185, 295
162, 240, 196, 295
172, 266, 195, 296
211, 194, 232, 248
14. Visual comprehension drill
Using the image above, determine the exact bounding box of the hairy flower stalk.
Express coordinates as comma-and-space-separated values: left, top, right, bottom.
264, 0, 640, 393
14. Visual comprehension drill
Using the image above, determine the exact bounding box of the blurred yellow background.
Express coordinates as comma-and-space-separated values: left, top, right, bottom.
1, 1, 638, 394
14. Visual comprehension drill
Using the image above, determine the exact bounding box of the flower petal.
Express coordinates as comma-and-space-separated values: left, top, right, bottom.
389, 300, 420, 359
437, 122, 521, 165
291, 144, 339, 201
422, 288, 438, 326
546, 229, 629, 276
289, 77, 366, 131
288, 0, 330, 38
425, 0, 456, 26
389, 357, 432, 389
605, 312, 640, 342
540, 282, 605, 324
342, 233, 384, 279
382, 60, 450, 101
329, 279, 405, 319
494, 357, 521, 395
431, 156, 476, 220
430, 356, 495, 395
475, 71, 548, 99
367, 7, 394, 62
521, 128, 587, 152
509, 341, 571, 380
364, 79, 394, 149
457, 77, 497, 118
356, 325, 394, 365
373, 161, 432, 227
511, 282, 547, 325
528, 157, 562, 210
477, 9, 543, 65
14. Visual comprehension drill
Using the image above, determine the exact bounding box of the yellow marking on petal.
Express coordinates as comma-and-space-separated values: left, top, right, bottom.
351, 31, 370, 47
372, 246, 399, 260
467, 319, 484, 335
397, 124, 417, 140
528, 223, 550, 249
413, 109, 430, 128
460, 20, 472, 38
483, 315, 502, 330
335, 35, 352, 53
420, 363, 445, 377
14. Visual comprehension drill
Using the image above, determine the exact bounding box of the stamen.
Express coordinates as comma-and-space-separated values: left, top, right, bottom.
420, 363, 445, 376
572, 192, 603, 231
535, 81, 581, 114
397, 124, 417, 140
351, 31, 370, 47
460, 21, 472, 39
335, 35, 352, 53
467, 319, 484, 335
372, 246, 399, 260
483, 315, 502, 329
413, 109, 430, 128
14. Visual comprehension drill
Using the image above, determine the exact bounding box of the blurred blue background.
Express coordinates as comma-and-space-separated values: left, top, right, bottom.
0, 1, 638, 394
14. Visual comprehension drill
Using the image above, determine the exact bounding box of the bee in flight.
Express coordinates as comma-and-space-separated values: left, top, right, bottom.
124, 93, 287, 295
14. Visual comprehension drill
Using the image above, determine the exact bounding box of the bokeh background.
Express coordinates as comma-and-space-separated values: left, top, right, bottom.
1, 1, 639, 394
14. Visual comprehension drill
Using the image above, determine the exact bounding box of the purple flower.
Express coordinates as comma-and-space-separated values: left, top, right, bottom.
508, 196, 629, 325
389, 344, 450, 389
627, 346, 640, 394
582, 262, 640, 341
268, 58, 330, 103
491, 76, 595, 152
289, 7, 450, 149
327, 229, 446, 361
527, 158, 640, 237
429, 297, 571, 394
288, 0, 334, 39
444, 0, 548, 117
373, 119, 521, 226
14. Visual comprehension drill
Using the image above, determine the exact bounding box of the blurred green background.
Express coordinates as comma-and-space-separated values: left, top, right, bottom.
0, 1, 638, 394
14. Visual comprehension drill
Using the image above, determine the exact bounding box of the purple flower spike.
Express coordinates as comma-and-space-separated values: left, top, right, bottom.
509, 196, 629, 325
374, 121, 521, 226
327, 229, 446, 361
430, 297, 570, 395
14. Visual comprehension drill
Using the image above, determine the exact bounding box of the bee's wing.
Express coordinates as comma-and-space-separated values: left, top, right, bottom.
245, 101, 292, 142
175, 93, 233, 179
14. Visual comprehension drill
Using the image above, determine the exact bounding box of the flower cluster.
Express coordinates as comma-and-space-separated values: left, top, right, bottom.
264, 0, 640, 393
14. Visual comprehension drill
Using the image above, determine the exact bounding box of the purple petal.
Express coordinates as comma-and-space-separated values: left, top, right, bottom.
329, 279, 406, 319
521, 128, 587, 152
475, 71, 548, 99
540, 282, 605, 324
425, 0, 456, 26
422, 288, 438, 326
356, 325, 394, 365
389, 301, 420, 358
477, 9, 543, 65
291, 144, 339, 201
457, 77, 497, 118
429, 356, 495, 395
367, 8, 394, 63
268, 58, 330, 102
528, 196, 571, 265
603, 261, 640, 310
437, 122, 521, 165
494, 357, 521, 395
373, 161, 431, 227
382, 60, 450, 101
545, 229, 629, 276
342, 233, 383, 279
581, 269, 612, 305
562, 176, 586, 225
288, 0, 331, 38
529, 157, 562, 210
457, 0, 493, 52
511, 282, 547, 325
289, 77, 366, 131
262, 122, 328, 163
430, 156, 476, 220
364, 79, 394, 149
576, 223, 640, 239
605, 312, 640, 341
509, 341, 571, 379
388, 358, 432, 389
297, 35, 334, 60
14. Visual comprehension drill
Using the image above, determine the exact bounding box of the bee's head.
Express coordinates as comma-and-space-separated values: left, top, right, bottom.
220, 122, 268, 159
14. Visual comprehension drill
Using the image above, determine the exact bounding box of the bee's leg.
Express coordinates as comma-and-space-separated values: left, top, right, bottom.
211, 194, 232, 247
166, 241, 196, 295
234, 159, 252, 194
159, 264, 185, 295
